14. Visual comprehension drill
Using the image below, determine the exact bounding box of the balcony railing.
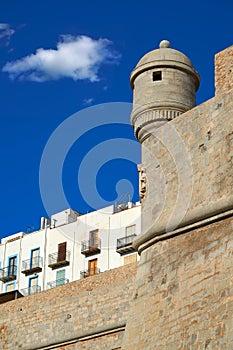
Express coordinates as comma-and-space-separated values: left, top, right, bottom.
80, 268, 100, 279
21, 257, 43, 275
21, 285, 41, 296
47, 278, 69, 289
48, 250, 70, 269
81, 239, 101, 257
116, 234, 137, 255
0, 265, 17, 283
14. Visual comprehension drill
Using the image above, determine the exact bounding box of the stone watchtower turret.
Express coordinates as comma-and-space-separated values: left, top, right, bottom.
130, 40, 201, 251
130, 40, 200, 143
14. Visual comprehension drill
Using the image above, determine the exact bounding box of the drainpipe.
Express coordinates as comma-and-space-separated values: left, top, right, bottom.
42, 220, 48, 291
18, 233, 23, 291
72, 230, 76, 282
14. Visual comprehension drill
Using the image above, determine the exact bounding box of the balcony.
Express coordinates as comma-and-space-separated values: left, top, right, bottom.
48, 250, 70, 269
47, 278, 69, 289
116, 234, 137, 255
0, 265, 17, 283
0, 290, 23, 304
21, 257, 43, 276
81, 239, 101, 257
21, 285, 41, 296
80, 268, 100, 279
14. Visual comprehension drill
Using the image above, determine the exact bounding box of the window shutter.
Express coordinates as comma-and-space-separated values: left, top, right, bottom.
58, 242, 66, 262
56, 270, 65, 286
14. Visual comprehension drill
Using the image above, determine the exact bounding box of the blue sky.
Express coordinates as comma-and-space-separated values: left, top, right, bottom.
0, 0, 232, 238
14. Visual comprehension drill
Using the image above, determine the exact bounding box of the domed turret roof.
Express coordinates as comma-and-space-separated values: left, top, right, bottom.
130, 40, 200, 89
136, 40, 193, 68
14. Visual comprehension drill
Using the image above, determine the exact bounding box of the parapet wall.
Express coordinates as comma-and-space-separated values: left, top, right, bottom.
215, 44, 233, 94
0, 263, 137, 350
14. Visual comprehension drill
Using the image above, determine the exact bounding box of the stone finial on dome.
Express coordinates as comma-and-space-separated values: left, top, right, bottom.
159, 40, 171, 48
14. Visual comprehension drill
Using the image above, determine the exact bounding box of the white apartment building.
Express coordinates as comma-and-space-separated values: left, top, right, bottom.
0, 202, 141, 301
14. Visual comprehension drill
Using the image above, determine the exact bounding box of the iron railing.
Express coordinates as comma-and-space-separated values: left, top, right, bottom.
21, 285, 41, 296
0, 265, 17, 282
80, 268, 100, 279
48, 250, 71, 268
22, 257, 43, 274
117, 234, 137, 250
47, 278, 69, 289
81, 239, 101, 256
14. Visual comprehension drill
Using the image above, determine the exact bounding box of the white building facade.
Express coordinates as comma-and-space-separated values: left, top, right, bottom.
0, 203, 141, 298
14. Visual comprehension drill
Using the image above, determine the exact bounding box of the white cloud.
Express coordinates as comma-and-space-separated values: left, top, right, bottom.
0, 23, 15, 45
2, 35, 120, 82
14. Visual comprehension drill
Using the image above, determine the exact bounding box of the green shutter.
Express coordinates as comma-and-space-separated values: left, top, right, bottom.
56, 269, 65, 286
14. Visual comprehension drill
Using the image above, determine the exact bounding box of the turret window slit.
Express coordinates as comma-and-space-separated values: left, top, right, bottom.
153, 71, 162, 81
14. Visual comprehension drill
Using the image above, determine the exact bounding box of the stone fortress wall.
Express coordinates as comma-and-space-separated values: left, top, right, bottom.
123, 215, 233, 349
0, 263, 136, 350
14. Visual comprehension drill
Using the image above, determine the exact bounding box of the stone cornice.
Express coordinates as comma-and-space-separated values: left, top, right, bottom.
131, 107, 182, 142
133, 195, 233, 254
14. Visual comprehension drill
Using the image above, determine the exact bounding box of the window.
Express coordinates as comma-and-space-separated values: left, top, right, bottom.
6, 282, 15, 292
126, 225, 136, 237
56, 269, 65, 286
153, 71, 162, 81
31, 248, 40, 268
29, 276, 38, 294
89, 230, 98, 247
88, 259, 98, 276
58, 242, 67, 262
8, 256, 17, 276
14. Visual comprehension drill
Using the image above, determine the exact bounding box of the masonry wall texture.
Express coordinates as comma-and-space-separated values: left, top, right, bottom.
0, 263, 137, 350
123, 216, 233, 349
136, 87, 233, 246
215, 45, 233, 94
